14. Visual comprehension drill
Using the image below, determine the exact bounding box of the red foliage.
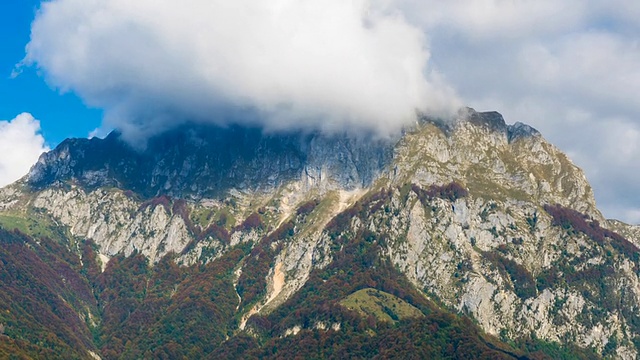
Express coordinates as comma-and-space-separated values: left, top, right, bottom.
0, 229, 98, 358
170, 199, 232, 243
139, 195, 172, 213
235, 212, 265, 232
171, 199, 189, 220
296, 199, 320, 216
199, 223, 230, 242
544, 204, 638, 261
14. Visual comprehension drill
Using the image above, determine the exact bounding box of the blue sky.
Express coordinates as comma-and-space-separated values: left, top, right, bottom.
0, 0, 639, 224
0, 0, 101, 146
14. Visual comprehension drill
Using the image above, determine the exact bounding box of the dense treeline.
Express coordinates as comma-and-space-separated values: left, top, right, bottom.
0, 226, 250, 359
296, 199, 320, 216
236, 212, 265, 231
92, 245, 250, 359
115, 248, 245, 359
0, 229, 98, 359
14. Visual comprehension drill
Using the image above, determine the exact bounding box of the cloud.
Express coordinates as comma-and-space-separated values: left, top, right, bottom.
518, 32, 640, 116
393, 0, 588, 40
24, 0, 461, 141
21, 0, 640, 223
0, 113, 49, 187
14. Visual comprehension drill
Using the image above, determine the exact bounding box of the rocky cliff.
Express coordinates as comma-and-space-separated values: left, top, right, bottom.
27, 124, 393, 198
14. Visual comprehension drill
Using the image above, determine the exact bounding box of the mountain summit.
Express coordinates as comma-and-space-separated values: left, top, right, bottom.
1, 109, 639, 358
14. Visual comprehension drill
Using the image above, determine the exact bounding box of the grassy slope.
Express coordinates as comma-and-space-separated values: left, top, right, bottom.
339, 288, 425, 323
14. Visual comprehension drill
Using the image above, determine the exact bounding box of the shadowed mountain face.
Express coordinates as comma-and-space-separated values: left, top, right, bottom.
2, 108, 638, 359
27, 124, 395, 198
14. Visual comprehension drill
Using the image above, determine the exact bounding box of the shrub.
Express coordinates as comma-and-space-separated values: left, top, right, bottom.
297, 199, 320, 216
236, 213, 264, 231
139, 195, 172, 213
412, 182, 468, 203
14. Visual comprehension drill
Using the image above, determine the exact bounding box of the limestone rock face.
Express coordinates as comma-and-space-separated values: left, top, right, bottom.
3, 108, 640, 357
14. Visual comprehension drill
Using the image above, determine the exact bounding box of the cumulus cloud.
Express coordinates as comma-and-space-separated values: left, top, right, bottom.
21, 0, 640, 223
24, 0, 460, 141
0, 113, 49, 187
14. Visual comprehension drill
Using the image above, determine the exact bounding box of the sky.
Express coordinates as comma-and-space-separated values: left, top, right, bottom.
0, 0, 639, 224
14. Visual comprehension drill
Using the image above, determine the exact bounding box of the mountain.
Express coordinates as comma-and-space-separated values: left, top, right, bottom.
1, 108, 639, 359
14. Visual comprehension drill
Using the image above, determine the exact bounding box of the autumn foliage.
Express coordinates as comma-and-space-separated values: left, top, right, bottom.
544, 204, 638, 261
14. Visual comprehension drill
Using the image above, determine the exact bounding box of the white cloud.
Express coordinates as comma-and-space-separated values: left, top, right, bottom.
0, 113, 49, 187
22, 0, 640, 223
24, 0, 461, 141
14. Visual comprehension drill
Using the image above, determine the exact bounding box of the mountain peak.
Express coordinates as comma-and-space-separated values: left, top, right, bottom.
454, 107, 540, 143
508, 121, 541, 141
461, 107, 507, 133
4, 107, 640, 358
